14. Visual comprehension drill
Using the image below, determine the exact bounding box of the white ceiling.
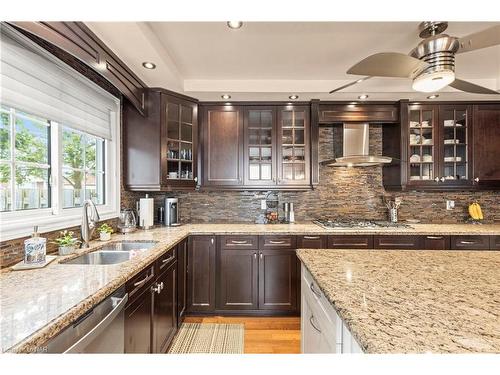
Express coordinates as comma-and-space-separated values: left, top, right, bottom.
87, 22, 500, 101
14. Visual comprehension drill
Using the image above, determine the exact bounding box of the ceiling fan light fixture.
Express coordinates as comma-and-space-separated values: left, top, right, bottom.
412, 70, 455, 93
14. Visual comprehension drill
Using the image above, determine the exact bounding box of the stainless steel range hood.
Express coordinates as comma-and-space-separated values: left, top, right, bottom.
321, 123, 392, 167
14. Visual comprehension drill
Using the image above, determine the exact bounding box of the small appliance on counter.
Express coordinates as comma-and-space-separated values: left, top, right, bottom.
283, 202, 295, 224
118, 208, 137, 233
164, 197, 180, 226
139, 194, 154, 229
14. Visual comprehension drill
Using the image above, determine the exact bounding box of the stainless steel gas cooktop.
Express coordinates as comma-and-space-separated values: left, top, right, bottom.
313, 219, 412, 229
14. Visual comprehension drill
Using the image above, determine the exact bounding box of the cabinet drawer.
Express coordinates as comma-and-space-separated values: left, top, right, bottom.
297, 235, 327, 249
157, 246, 177, 273
451, 235, 490, 250
373, 235, 421, 249
491, 236, 500, 250
328, 235, 373, 249
219, 235, 259, 250
127, 264, 155, 303
259, 235, 297, 249
421, 235, 450, 250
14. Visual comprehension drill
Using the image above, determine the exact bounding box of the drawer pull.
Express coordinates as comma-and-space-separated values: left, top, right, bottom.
309, 315, 322, 333
310, 282, 322, 298
459, 240, 477, 245
333, 242, 368, 246
426, 236, 443, 240
269, 240, 286, 244
303, 236, 321, 240
133, 274, 149, 287
230, 240, 248, 244
162, 256, 175, 264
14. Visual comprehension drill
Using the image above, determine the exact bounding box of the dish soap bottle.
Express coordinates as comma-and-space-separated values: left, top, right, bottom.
24, 226, 46, 264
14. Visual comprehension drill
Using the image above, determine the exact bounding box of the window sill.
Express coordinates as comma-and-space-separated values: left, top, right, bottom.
0, 209, 119, 241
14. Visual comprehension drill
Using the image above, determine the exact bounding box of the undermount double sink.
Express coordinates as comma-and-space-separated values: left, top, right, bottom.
63, 241, 158, 265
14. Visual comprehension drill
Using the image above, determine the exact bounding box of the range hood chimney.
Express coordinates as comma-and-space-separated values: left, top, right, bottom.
321, 123, 392, 167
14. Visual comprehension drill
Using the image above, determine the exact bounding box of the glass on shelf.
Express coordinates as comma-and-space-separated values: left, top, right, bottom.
180, 161, 192, 179
167, 141, 179, 159
179, 144, 193, 161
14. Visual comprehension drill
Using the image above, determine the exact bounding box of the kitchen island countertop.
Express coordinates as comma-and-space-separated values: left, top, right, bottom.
297, 248, 500, 353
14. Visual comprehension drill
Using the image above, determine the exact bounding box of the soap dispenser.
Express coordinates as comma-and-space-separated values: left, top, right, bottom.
24, 226, 46, 264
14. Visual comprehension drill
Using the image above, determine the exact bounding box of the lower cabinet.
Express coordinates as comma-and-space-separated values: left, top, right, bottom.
422, 235, 450, 250
124, 287, 153, 354
301, 264, 363, 354
177, 239, 188, 325
451, 235, 490, 250
258, 249, 298, 312
187, 236, 216, 312
373, 235, 421, 249
217, 248, 259, 310
153, 261, 177, 353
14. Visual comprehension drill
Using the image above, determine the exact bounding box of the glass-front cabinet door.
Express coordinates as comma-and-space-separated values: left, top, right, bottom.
243, 107, 276, 186
407, 104, 438, 186
163, 95, 197, 187
277, 106, 310, 186
438, 105, 472, 186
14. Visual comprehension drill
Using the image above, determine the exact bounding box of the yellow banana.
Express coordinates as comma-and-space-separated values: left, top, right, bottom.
468, 203, 479, 220
475, 203, 484, 220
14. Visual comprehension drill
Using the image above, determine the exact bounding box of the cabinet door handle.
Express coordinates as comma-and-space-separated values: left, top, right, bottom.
304, 236, 320, 240
474, 177, 479, 183
459, 240, 477, 245
269, 240, 286, 244
440, 177, 445, 182
162, 256, 175, 264
434, 177, 440, 182
133, 274, 149, 287
230, 240, 248, 244
211, 238, 214, 245
310, 282, 322, 298
260, 253, 263, 260
254, 253, 257, 259
426, 236, 443, 240
152, 283, 161, 294
309, 315, 322, 333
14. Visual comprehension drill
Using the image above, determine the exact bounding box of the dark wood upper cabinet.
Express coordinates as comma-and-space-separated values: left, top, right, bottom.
318, 103, 399, 123
187, 236, 216, 312
201, 105, 244, 187
472, 104, 500, 188
200, 103, 313, 190
11, 22, 147, 115
384, 101, 500, 191
123, 89, 198, 191
243, 107, 277, 186
277, 106, 311, 186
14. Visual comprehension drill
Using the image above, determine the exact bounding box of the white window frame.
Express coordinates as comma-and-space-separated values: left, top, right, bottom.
0, 106, 120, 241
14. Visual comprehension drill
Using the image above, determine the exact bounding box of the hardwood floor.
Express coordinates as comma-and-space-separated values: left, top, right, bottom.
183, 316, 301, 354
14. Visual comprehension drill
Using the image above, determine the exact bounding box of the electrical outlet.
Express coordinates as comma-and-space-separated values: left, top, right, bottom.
260, 200, 267, 210
446, 200, 455, 210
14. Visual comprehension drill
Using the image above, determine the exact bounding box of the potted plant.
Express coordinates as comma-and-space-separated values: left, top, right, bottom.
98, 223, 113, 241
53, 231, 81, 256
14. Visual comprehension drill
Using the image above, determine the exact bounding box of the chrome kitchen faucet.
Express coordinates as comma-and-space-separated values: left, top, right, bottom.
81, 199, 100, 248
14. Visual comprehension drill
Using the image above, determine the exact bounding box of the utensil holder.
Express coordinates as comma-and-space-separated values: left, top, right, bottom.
388, 208, 398, 223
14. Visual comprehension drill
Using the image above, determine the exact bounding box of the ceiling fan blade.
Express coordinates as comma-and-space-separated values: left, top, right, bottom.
449, 78, 500, 94
456, 25, 500, 54
329, 76, 372, 94
347, 52, 428, 78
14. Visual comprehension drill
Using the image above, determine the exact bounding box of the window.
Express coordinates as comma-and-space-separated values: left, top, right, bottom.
62, 127, 105, 208
0, 107, 51, 212
0, 26, 120, 240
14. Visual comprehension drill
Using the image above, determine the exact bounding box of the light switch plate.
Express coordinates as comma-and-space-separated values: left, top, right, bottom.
446, 200, 455, 210
260, 200, 267, 210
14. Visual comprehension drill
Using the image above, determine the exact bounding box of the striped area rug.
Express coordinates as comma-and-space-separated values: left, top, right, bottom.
168, 323, 244, 354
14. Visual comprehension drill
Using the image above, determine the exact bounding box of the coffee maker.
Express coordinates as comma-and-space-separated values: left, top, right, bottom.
164, 197, 180, 226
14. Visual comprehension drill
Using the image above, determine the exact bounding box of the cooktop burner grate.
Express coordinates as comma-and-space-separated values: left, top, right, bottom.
313, 219, 412, 229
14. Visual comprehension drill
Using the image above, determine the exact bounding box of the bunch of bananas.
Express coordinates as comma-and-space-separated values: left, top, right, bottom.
468, 202, 484, 220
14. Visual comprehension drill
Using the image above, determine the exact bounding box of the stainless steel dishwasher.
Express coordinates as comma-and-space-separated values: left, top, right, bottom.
45, 287, 128, 353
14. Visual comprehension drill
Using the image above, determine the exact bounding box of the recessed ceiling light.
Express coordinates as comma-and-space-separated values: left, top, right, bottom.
221, 94, 231, 100
227, 21, 243, 29
142, 62, 156, 70
358, 94, 369, 100
289, 95, 299, 100
427, 94, 439, 99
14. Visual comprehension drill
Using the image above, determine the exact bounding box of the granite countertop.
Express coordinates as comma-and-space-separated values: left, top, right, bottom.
297, 249, 500, 353
1, 222, 499, 353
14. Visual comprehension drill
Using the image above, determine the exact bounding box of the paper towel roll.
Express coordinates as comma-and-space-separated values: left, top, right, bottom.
139, 196, 154, 228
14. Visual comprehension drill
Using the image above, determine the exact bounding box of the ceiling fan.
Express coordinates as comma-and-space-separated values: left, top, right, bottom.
329, 22, 500, 95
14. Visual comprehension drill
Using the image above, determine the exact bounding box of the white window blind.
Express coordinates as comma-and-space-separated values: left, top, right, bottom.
0, 25, 117, 140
